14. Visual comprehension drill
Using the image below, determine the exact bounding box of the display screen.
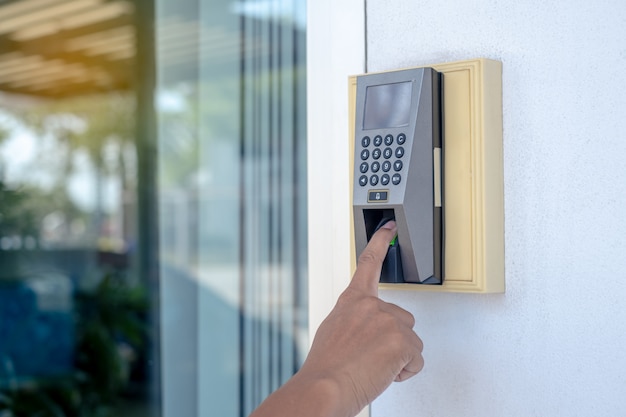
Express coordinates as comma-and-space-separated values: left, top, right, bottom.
363, 81, 413, 130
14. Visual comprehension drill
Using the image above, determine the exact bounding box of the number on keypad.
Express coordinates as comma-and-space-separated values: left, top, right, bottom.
359, 133, 406, 187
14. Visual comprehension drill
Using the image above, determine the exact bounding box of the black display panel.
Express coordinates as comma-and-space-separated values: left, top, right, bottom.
363, 81, 413, 130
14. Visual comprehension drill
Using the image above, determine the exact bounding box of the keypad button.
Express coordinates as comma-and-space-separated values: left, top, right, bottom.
372, 148, 382, 160
392, 173, 401, 185
393, 160, 403, 171
373, 135, 383, 146
395, 146, 405, 158
383, 147, 393, 159
397, 133, 406, 145
371, 161, 380, 173
361, 136, 371, 147
381, 174, 390, 186
370, 175, 379, 186
360, 149, 370, 160
359, 175, 368, 187
359, 162, 369, 173
384, 134, 394, 146
382, 161, 391, 172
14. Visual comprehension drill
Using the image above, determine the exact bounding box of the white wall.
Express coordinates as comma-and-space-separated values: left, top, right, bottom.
307, 0, 365, 338
364, 0, 626, 416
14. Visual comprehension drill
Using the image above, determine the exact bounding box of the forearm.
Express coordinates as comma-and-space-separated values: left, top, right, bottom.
249, 371, 351, 417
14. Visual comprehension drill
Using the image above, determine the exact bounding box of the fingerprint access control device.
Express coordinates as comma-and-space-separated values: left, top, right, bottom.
353, 67, 443, 284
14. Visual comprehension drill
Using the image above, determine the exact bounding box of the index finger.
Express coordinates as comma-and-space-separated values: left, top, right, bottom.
350, 220, 397, 295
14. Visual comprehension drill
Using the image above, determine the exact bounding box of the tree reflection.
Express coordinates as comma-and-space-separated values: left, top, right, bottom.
0, 93, 135, 251
0, 92, 150, 417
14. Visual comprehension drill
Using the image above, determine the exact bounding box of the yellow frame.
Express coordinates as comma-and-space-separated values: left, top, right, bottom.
349, 58, 504, 293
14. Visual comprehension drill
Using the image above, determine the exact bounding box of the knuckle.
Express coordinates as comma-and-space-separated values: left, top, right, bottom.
359, 296, 382, 315
416, 334, 424, 352
357, 249, 381, 267
338, 287, 362, 304
405, 311, 416, 328
381, 311, 405, 332
387, 328, 409, 347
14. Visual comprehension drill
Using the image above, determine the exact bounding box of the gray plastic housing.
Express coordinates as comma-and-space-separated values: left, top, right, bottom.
353, 67, 442, 284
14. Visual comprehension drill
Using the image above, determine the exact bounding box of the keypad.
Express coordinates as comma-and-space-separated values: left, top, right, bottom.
358, 132, 406, 187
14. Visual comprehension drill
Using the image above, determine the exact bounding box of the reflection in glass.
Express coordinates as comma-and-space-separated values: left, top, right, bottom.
157, 0, 307, 416
1, 0, 307, 415
0, 1, 158, 416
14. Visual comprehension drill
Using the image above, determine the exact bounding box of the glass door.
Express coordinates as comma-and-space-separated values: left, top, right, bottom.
156, 0, 307, 416
0, 1, 306, 416
0, 1, 159, 416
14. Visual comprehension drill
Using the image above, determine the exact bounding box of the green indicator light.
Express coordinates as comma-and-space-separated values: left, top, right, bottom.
390, 236, 398, 246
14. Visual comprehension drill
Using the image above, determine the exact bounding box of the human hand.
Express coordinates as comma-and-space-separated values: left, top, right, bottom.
299, 221, 424, 416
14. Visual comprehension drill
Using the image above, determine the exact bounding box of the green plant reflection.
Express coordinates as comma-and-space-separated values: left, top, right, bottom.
1, 92, 152, 417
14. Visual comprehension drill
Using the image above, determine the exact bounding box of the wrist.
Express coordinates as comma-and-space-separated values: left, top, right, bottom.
249, 369, 348, 417
292, 370, 345, 417
292, 367, 362, 417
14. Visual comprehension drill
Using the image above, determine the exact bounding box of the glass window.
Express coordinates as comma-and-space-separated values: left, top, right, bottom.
157, 0, 307, 416
0, 1, 159, 417
0, 1, 306, 416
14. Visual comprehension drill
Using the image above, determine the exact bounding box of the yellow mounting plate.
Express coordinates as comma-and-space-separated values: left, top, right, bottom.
349, 58, 504, 293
